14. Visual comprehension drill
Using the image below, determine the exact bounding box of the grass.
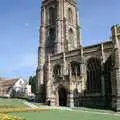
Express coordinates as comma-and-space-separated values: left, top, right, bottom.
0, 98, 28, 108
1, 98, 120, 120
10, 110, 120, 120
73, 107, 114, 113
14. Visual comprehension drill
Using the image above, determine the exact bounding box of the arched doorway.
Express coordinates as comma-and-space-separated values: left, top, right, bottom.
73, 88, 79, 107
58, 86, 67, 106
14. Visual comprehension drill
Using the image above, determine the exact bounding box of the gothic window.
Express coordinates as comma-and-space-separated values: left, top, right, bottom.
68, 8, 73, 23
47, 28, 56, 47
71, 61, 80, 76
69, 28, 74, 49
49, 7, 56, 25
53, 64, 61, 76
104, 56, 112, 106
49, 28, 56, 42
87, 58, 101, 93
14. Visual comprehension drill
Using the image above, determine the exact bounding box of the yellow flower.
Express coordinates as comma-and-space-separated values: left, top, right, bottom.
0, 113, 24, 120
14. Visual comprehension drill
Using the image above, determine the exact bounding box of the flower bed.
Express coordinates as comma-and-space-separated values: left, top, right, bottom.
0, 108, 48, 113
0, 113, 25, 120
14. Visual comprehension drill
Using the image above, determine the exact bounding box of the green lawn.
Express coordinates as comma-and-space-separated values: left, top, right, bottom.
73, 107, 114, 113
10, 110, 120, 120
0, 98, 28, 108
1, 98, 120, 120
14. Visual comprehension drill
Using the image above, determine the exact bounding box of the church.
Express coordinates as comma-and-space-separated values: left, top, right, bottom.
36, 0, 120, 111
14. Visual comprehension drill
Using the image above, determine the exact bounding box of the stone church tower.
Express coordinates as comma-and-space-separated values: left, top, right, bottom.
37, 0, 120, 111
36, 0, 82, 107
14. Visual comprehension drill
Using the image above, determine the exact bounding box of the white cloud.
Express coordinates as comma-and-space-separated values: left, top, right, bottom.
25, 23, 29, 28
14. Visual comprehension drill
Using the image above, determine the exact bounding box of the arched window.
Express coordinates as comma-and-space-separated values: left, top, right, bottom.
68, 8, 73, 23
71, 61, 80, 76
49, 7, 56, 25
49, 28, 56, 42
69, 29, 74, 49
46, 28, 56, 52
104, 56, 112, 106
53, 64, 61, 76
87, 58, 101, 93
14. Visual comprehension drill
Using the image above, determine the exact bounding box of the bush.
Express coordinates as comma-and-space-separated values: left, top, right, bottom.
0, 113, 25, 120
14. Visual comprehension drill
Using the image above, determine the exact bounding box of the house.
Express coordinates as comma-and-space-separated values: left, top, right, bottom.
0, 78, 34, 98
0, 78, 18, 97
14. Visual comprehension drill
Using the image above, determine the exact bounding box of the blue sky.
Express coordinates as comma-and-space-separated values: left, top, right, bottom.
0, 0, 119, 79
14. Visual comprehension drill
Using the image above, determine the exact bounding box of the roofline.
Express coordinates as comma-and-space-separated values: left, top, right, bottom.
83, 40, 112, 49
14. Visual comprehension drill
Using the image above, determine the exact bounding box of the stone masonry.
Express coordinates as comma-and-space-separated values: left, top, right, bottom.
36, 0, 120, 111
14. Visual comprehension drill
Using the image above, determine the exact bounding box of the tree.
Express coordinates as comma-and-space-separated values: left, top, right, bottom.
29, 75, 37, 94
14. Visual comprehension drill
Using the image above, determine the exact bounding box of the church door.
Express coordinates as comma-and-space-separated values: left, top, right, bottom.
58, 86, 67, 106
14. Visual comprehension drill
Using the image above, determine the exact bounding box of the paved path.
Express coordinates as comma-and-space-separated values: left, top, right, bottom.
23, 101, 39, 109
38, 106, 120, 116
23, 101, 120, 116
40, 106, 73, 111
